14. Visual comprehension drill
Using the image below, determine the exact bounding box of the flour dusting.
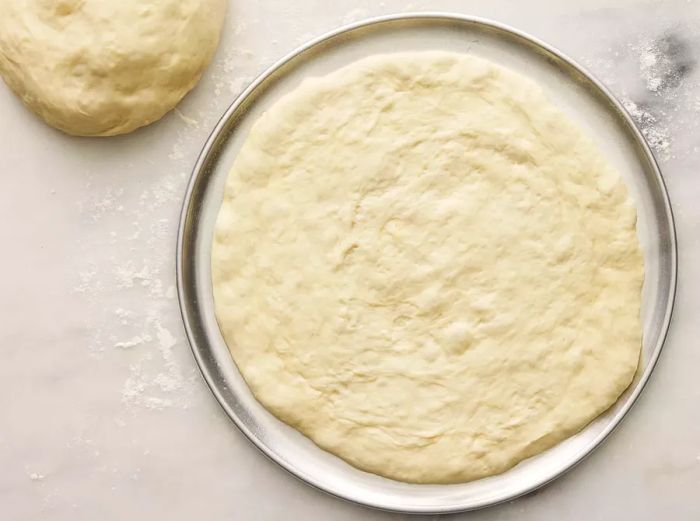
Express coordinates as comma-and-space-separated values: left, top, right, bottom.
74, 158, 195, 410
632, 34, 694, 96
77, 186, 125, 223
622, 99, 672, 161
119, 314, 195, 410
174, 108, 199, 128
582, 28, 697, 163
114, 336, 148, 350
340, 8, 370, 25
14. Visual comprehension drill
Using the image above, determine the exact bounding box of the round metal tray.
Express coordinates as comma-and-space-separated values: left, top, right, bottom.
176, 13, 677, 514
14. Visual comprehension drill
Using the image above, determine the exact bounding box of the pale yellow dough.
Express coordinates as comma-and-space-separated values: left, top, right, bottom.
0, 0, 226, 136
212, 52, 643, 484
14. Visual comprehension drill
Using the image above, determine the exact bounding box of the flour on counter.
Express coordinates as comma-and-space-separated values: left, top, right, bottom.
633, 34, 695, 95
582, 28, 698, 163
73, 160, 196, 411
173, 108, 199, 128
119, 315, 196, 411
622, 99, 672, 161
340, 8, 370, 25
168, 142, 185, 161
114, 262, 156, 290
403, 1, 428, 12
114, 308, 133, 326
209, 43, 259, 101
229, 75, 254, 96
113, 336, 148, 349
638, 41, 665, 92
70, 104, 213, 418
74, 262, 100, 296
232, 19, 247, 36
77, 185, 125, 223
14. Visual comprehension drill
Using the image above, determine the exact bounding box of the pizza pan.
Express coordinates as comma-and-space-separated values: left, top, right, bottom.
176, 13, 677, 514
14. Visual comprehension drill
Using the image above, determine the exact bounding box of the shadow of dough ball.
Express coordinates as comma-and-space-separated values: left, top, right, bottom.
0, 0, 227, 136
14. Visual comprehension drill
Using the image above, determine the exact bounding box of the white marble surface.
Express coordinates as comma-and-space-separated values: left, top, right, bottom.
1, 1, 699, 519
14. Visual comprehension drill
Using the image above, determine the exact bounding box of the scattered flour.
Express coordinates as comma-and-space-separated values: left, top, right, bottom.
340, 8, 370, 25
73, 262, 100, 295
121, 316, 196, 411
622, 99, 672, 161
232, 19, 247, 36
582, 29, 695, 163
77, 186, 125, 223
294, 32, 315, 46
229, 75, 254, 96
632, 35, 691, 96
210, 45, 263, 101
639, 44, 664, 92
168, 142, 185, 161
403, 1, 428, 12
114, 336, 148, 350
114, 262, 156, 290
152, 373, 182, 393
74, 159, 195, 410
173, 108, 199, 128
114, 308, 133, 326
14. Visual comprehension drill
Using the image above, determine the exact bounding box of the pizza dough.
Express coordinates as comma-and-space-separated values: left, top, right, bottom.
0, 0, 226, 136
211, 52, 644, 484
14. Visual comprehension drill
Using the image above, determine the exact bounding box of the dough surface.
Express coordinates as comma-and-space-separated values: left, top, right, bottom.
0, 0, 226, 136
212, 52, 643, 484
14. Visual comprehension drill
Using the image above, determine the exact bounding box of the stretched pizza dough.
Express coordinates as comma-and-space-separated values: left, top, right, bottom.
212, 52, 644, 484
0, 0, 226, 136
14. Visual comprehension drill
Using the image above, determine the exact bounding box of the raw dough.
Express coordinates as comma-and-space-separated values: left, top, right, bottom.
0, 0, 226, 136
211, 52, 644, 484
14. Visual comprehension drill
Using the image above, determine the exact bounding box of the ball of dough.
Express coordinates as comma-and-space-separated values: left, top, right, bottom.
0, 0, 226, 136
212, 52, 644, 484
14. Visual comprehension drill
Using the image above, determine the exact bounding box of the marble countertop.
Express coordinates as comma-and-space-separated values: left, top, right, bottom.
1, 1, 699, 519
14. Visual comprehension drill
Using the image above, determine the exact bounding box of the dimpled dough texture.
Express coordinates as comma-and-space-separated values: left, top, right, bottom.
0, 0, 226, 136
212, 52, 644, 484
